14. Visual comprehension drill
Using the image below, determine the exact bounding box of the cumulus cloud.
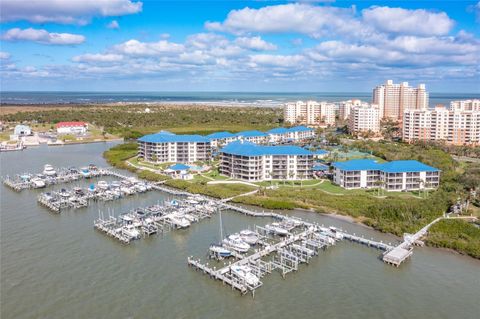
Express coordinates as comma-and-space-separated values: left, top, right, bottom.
234, 36, 277, 50
0, 51, 11, 59
113, 39, 184, 56
72, 53, 123, 63
205, 3, 356, 37
362, 6, 455, 36
0, 0, 142, 24
2, 28, 85, 45
107, 20, 120, 29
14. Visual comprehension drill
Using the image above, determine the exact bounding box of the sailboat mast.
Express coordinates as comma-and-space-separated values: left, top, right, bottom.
218, 207, 223, 240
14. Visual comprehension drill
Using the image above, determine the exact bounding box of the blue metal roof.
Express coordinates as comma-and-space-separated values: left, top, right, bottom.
206, 131, 235, 140
267, 127, 289, 134
169, 163, 190, 171
332, 159, 439, 173
221, 141, 313, 157
312, 164, 329, 171
235, 130, 267, 138
380, 160, 439, 173
289, 126, 314, 132
332, 159, 380, 171
138, 132, 209, 143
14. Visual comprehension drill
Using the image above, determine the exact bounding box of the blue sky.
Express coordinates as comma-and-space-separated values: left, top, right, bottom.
0, 0, 479, 92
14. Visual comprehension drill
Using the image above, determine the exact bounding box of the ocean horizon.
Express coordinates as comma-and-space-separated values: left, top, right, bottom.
1, 91, 479, 107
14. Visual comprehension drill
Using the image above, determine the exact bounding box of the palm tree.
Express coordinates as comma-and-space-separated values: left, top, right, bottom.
289, 171, 295, 186
373, 180, 383, 197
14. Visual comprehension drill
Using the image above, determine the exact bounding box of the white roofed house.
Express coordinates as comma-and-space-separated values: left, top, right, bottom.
56, 122, 88, 135
14, 124, 32, 136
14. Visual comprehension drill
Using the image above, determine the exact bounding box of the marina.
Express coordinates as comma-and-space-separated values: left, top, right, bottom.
2, 164, 113, 191
94, 196, 219, 244
1, 143, 479, 318
37, 178, 154, 213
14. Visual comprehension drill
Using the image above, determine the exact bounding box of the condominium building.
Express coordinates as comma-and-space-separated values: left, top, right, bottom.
219, 141, 314, 181
267, 126, 315, 143
284, 100, 336, 126
206, 131, 237, 148
235, 130, 268, 144
339, 99, 368, 121
332, 159, 440, 191
373, 80, 428, 120
348, 104, 380, 135
450, 99, 480, 112
403, 105, 480, 146
138, 131, 211, 163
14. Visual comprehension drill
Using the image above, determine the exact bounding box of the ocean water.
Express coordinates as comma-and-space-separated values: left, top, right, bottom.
1, 91, 479, 107
1, 143, 479, 319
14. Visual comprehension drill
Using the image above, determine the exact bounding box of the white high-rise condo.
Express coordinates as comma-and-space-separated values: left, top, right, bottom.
403, 101, 480, 146
284, 100, 335, 126
373, 80, 428, 121
348, 104, 381, 135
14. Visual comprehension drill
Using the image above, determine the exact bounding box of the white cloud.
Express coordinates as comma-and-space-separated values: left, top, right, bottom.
362, 6, 454, 36
249, 54, 305, 67
234, 36, 277, 50
113, 39, 184, 56
205, 3, 355, 37
0, 51, 11, 59
0, 0, 142, 24
72, 53, 123, 63
107, 20, 120, 29
2, 28, 85, 45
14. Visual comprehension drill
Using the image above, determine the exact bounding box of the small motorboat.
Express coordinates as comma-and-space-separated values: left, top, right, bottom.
223, 235, 250, 253
97, 181, 109, 190
121, 224, 140, 239
168, 214, 191, 229
230, 265, 260, 286
265, 223, 289, 236
239, 230, 259, 245
31, 177, 46, 188
209, 245, 233, 258
80, 167, 91, 178
43, 164, 56, 176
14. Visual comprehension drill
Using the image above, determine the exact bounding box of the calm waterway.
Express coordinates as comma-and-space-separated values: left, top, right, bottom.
1, 143, 479, 319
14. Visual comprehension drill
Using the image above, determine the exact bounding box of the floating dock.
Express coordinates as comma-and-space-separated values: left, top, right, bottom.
38, 178, 154, 213
94, 197, 219, 244
3, 165, 114, 191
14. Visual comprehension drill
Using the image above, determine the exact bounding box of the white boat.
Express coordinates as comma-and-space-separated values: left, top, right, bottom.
209, 245, 233, 258
223, 235, 250, 253
31, 178, 46, 188
97, 181, 109, 190
230, 265, 260, 286
43, 164, 56, 176
329, 226, 344, 240
314, 233, 336, 245
239, 230, 259, 245
265, 223, 289, 236
168, 214, 191, 228
121, 224, 140, 239
80, 167, 91, 178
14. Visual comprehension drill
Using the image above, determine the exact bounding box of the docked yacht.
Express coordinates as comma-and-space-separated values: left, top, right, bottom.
43, 164, 56, 176
223, 235, 250, 253
209, 245, 233, 258
97, 181, 109, 190
239, 230, 259, 245
120, 224, 140, 239
80, 167, 91, 178
168, 214, 191, 229
265, 223, 289, 236
31, 177, 46, 188
230, 265, 260, 286
329, 226, 344, 240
